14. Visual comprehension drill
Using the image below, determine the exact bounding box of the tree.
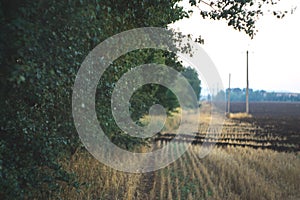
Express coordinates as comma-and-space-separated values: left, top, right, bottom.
0, 0, 188, 198
215, 90, 226, 101
190, 0, 291, 38
0, 0, 289, 198
181, 67, 201, 101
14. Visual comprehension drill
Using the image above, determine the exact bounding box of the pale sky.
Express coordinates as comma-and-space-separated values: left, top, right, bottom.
169, 0, 300, 93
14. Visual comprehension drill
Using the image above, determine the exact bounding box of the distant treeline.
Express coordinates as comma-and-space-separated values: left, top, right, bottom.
212, 88, 300, 102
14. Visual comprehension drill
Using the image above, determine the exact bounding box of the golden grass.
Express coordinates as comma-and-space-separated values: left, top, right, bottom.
201, 146, 299, 200
143, 104, 299, 200
139, 103, 216, 134
147, 143, 300, 200
58, 146, 150, 200
227, 112, 252, 119
56, 103, 299, 200
139, 107, 182, 133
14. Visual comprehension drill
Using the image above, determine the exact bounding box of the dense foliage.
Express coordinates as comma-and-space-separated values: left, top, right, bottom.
182, 66, 201, 100
0, 0, 287, 198
0, 0, 189, 198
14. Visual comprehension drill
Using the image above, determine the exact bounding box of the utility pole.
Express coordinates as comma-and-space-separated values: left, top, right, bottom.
228, 73, 231, 113
246, 50, 249, 114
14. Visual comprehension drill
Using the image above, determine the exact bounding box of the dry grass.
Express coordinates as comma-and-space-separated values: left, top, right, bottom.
202, 145, 300, 200
56, 103, 299, 199
227, 112, 252, 119
139, 107, 183, 133
58, 147, 150, 200
148, 143, 300, 200
139, 103, 218, 134
141, 104, 299, 199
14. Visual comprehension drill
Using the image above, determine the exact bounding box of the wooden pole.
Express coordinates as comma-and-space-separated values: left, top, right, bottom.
246, 50, 249, 114
228, 73, 231, 113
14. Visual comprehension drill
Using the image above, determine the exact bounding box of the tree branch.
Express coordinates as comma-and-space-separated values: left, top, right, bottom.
198, 0, 217, 11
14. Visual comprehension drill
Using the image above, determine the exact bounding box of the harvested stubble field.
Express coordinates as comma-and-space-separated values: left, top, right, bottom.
229, 102, 300, 150
60, 102, 300, 200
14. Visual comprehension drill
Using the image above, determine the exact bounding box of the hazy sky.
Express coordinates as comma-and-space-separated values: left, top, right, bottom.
169, 0, 300, 93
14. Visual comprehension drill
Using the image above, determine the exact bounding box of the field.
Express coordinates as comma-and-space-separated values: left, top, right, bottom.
229, 102, 300, 151
60, 102, 300, 200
